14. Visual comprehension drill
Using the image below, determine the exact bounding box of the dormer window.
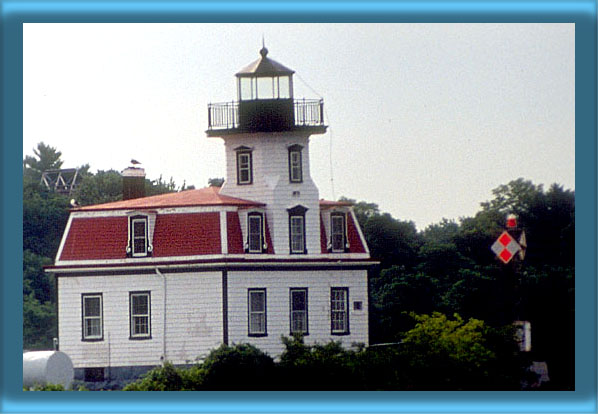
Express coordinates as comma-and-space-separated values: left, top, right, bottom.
132, 217, 147, 256
288, 205, 308, 254
247, 212, 265, 253
127, 215, 152, 258
330, 213, 347, 252
288, 145, 303, 183
236, 147, 253, 185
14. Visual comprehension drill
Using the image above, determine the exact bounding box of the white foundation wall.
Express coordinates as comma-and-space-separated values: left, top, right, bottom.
219, 133, 321, 255
57, 272, 223, 368
227, 269, 368, 357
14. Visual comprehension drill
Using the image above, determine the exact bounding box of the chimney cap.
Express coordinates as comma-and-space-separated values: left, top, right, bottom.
122, 167, 146, 178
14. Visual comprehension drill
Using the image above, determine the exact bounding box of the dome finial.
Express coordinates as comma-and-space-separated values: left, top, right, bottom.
260, 35, 268, 58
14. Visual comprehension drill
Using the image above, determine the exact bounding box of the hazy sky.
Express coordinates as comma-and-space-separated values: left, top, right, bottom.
23, 23, 574, 230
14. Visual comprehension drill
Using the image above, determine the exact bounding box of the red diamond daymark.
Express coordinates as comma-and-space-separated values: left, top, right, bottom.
499, 233, 512, 246
499, 249, 513, 262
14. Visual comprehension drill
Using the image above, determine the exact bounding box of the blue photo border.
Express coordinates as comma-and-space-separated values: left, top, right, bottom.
2, 0, 596, 413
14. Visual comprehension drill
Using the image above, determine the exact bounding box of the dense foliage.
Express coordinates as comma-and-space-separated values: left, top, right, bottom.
344, 178, 574, 389
23, 143, 574, 390
123, 344, 276, 391
123, 326, 527, 391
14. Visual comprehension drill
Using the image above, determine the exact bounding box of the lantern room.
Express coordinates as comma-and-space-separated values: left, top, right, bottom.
236, 46, 294, 101
206, 46, 326, 136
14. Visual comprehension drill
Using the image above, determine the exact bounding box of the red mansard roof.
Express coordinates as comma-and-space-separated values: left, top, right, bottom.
320, 217, 328, 254
153, 213, 221, 256
60, 216, 128, 261
346, 212, 366, 254
74, 186, 263, 211
226, 212, 245, 254
59, 213, 224, 261
57, 192, 366, 262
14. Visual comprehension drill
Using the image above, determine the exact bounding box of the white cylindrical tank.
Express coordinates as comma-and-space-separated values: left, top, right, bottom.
23, 351, 74, 389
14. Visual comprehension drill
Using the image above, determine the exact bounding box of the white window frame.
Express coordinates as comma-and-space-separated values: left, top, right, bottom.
289, 215, 305, 254
131, 217, 148, 257
248, 289, 267, 336
130, 291, 151, 339
237, 151, 253, 185
247, 213, 264, 253
331, 288, 349, 335
331, 213, 346, 252
290, 288, 308, 335
82, 294, 103, 341
288, 147, 303, 183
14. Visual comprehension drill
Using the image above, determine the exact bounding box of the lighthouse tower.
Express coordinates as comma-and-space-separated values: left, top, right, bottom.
207, 46, 327, 255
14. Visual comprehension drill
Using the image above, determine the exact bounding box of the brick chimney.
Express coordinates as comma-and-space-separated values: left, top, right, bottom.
122, 167, 146, 200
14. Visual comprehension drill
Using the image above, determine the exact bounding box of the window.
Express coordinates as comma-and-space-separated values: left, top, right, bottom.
82, 294, 103, 341
288, 205, 308, 254
130, 216, 148, 257
248, 289, 267, 336
247, 213, 264, 253
288, 145, 303, 183
130, 292, 151, 339
290, 216, 305, 253
331, 288, 349, 335
331, 213, 346, 252
257, 77, 274, 99
238, 76, 291, 100
236, 148, 253, 185
290, 288, 308, 335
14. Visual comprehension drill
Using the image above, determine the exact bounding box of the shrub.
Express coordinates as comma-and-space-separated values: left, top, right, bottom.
123, 362, 186, 391
24, 383, 65, 391
198, 344, 276, 390
278, 335, 362, 390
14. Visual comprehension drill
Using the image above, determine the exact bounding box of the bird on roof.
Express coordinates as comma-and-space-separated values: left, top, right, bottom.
70, 199, 80, 207
130, 159, 141, 165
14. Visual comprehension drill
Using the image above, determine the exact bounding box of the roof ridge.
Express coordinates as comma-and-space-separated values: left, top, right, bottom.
74, 186, 263, 211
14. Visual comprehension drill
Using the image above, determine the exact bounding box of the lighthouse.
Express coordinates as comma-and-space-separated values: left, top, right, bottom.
49, 45, 374, 388
207, 46, 327, 255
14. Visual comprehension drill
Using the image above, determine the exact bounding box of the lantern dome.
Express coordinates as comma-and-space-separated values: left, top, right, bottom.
235, 47, 295, 78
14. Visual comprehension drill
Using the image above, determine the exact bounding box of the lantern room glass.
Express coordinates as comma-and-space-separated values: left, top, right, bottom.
238, 75, 292, 101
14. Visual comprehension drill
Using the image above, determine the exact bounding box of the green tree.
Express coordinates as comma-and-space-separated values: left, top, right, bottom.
363, 213, 421, 270
23, 250, 54, 303
74, 170, 123, 206
23, 184, 70, 258
478, 178, 574, 267
370, 266, 440, 344
23, 142, 63, 182
338, 196, 380, 228
145, 175, 178, 197
208, 177, 224, 187
23, 292, 56, 350
398, 312, 523, 390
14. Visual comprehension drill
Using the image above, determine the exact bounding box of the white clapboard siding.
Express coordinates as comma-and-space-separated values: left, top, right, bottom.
219, 133, 321, 255
227, 269, 368, 357
58, 272, 223, 368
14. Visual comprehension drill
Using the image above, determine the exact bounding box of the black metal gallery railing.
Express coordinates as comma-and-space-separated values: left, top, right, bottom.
207, 99, 325, 131
208, 101, 239, 130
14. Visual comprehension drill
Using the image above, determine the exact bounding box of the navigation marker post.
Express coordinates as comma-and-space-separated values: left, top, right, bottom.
491, 231, 521, 264
491, 213, 526, 264
491, 213, 532, 352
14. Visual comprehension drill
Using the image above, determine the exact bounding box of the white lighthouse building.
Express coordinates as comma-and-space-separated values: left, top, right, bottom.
48, 46, 374, 388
